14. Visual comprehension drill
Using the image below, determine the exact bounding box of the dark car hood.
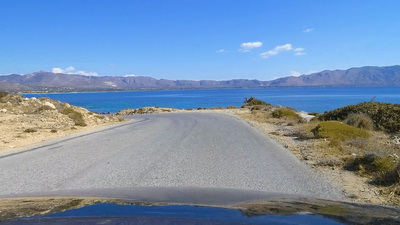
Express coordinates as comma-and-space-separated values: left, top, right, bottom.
0, 187, 399, 225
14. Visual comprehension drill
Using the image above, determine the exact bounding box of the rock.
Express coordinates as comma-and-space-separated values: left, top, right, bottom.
0, 109, 7, 113
44, 102, 56, 110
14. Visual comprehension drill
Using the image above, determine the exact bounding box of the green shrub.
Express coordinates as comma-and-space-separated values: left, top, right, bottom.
320, 102, 400, 133
95, 115, 105, 119
375, 163, 400, 185
0, 90, 8, 99
373, 156, 396, 174
346, 154, 398, 185
35, 105, 55, 113
251, 105, 263, 111
242, 96, 270, 107
61, 107, 87, 126
272, 107, 300, 119
312, 121, 370, 147
344, 113, 374, 130
292, 128, 315, 140
24, 128, 37, 133
227, 105, 237, 109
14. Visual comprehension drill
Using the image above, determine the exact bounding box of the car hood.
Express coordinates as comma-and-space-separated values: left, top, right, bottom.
0, 187, 399, 225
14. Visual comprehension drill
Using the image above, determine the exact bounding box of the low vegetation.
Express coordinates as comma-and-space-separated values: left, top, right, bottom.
24, 128, 37, 133
235, 97, 400, 206
0, 90, 8, 100
344, 113, 374, 130
35, 105, 55, 113
242, 96, 270, 107
272, 107, 300, 119
346, 154, 399, 186
61, 107, 87, 126
311, 121, 370, 147
320, 102, 400, 133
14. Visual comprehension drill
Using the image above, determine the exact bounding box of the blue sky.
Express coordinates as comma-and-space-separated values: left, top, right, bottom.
0, 0, 399, 80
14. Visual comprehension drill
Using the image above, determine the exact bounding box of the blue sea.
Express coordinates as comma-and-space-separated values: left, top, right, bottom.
23, 87, 400, 114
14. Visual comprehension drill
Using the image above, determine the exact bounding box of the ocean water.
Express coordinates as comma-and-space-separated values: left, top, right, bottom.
23, 87, 400, 113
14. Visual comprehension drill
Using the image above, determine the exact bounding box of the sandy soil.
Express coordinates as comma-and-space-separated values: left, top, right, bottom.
0, 94, 123, 152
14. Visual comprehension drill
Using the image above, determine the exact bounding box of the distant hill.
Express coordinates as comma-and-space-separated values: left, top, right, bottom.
0, 71, 269, 92
267, 65, 400, 87
0, 65, 399, 92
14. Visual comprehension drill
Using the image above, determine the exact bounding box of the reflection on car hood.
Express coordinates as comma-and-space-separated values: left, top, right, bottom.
0, 187, 399, 225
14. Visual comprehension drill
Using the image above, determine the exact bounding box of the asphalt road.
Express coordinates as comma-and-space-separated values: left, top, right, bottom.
0, 113, 343, 200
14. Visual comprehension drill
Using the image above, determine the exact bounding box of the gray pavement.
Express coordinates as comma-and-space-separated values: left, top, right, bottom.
0, 113, 343, 200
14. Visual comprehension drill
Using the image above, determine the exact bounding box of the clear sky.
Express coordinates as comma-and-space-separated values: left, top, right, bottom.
0, 0, 399, 80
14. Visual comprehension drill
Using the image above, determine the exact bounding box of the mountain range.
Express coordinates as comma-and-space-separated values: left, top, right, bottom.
0, 65, 399, 92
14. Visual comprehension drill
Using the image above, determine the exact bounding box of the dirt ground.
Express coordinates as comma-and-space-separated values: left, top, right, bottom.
0, 94, 123, 152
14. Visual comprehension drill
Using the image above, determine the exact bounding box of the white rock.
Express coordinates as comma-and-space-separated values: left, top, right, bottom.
44, 102, 56, 109
0, 109, 7, 113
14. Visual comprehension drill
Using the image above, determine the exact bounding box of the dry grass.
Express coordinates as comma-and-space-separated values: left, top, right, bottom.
312, 121, 370, 147
61, 107, 87, 127
35, 105, 55, 113
242, 96, 270, 107
272, 107, 300, 119
344, 113, 374, 130
23, 128, 37, 133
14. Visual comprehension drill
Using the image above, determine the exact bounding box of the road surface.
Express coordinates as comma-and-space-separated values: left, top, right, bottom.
0, 113, 343, 200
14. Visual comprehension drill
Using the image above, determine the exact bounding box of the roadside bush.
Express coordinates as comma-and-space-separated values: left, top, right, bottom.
24, 128, 37, 133
344, 113, 374, 130
0, 90, 8, 99
373, 156, 397, 174
292, 128, 315, 140
248, 110, 270, 123
35, 105, 55, 113
346, 154, 399, 185
272, 107, 300, 119
95, 115, 105, 119
320, 102, 400, 133
312, 121, 370, 147
251, 105, 263, 111
242, 96, 270, 107
61, 107, 87, 126
375, 163, 400, 185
